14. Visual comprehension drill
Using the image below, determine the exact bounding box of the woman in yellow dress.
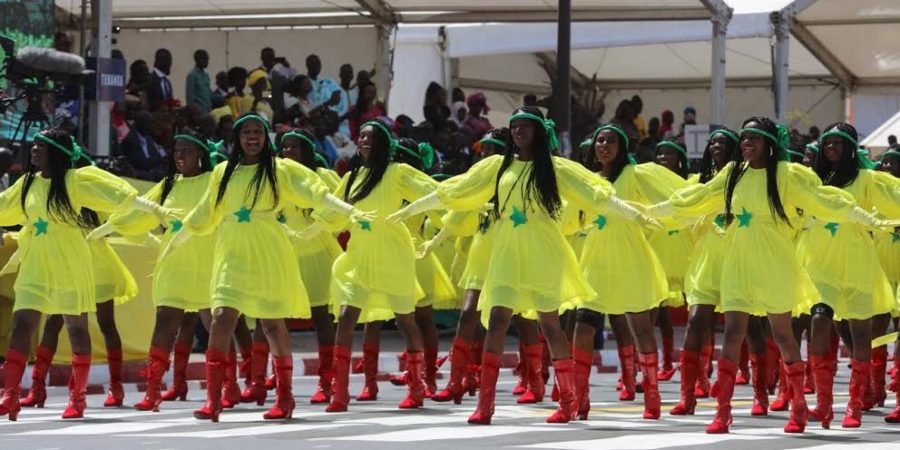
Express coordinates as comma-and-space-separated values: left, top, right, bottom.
89, 128, 225, 412
19, 207, 138, 410
273, 129, 343, 405
570, 124, 684, 421
309, 120, 440, 413
649, 139, 696, 381
0, 128, 172, 421
164, 113, 369, 422
669, 128, 737, 416
390, 108, 657, 424
799, 122, 900, 429
647, 116, 894, 434
429, 129, 508, 404
880, 149, 900, 423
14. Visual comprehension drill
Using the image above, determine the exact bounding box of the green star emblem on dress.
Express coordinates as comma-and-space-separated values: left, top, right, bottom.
234, 207, 252, 223
169, 220, 183, 233
668, 230, 680, 236
510, 206, 527, 228
825, 222, 839, 237
713, 214, 727, 228
893, 232, 900, 243
592, 214, 607, 230
359, 220, 372, 231
736, 208, 752, 228
34, 217, 48, 236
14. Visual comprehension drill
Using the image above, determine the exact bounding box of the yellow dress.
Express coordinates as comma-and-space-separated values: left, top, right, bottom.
406, 214, 457, 310
669, 162, 862, 316
684, 214, 726, 308
89, 235, 137, 305
182, 159, 330, 319
0, 167, 137, 315
316, 167, 341, 192
648, 174, 697, 304
321, 163, 438, 323
560, 201, 589, 259
875, 228, 900, 292
109, 173, 216, 312
423, 216, 457, 288
435, 155, 608, 324
796, 170, 900, 319
579, 164, 683, 315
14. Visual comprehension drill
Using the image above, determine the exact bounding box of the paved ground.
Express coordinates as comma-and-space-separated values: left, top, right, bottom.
2, 357, 899, 450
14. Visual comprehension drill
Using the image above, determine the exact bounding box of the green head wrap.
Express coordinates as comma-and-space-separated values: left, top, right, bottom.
432, 173, 451, 181
280, 131, 316, 153
739, 123, 791, 161
805, 142, 820, 153
173, 134, 228, 165
34, 133, 95, 167
395, 140, 436, 171
233, 114, 275, 154
360, 119, 398, 155
579, 138, 593, 149
592, 123, 637, 165
509, 112, 559, 151
819, 127, 875, 169
656, 140, 690, 169
479, 137, 508, 149
709, 128, 739, 144
785, 149, 805, 161
882, 149, 900, 160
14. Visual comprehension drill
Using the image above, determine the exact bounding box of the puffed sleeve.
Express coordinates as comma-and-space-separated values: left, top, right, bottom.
311, 171, 352, 232
668, 162, 732, 217
395, 163, 440, 201
184, 165, 226, 235
559, 201, 586, 236
634, 163, 690, 204
441, 210, 480, 237
277, 159, 330, 209
864, 170, 900, 218
70, 166, 138, 214
107, 180, 166, 236
316, 167, 341, 192
435, 155, 504, 211
553, 157, 615, 212
786, 163, 857, 220
0, 176, 27, 226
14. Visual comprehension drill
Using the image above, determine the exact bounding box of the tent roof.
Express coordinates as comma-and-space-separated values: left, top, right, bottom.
860, 108, 900, 155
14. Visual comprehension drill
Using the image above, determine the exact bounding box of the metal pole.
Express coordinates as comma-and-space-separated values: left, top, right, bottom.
88, 0, 112, 156
77, 0, 88, 142
710, 15, 728, 127
374, 25, 393, 110
772, 11, 790, 123
556, 0, 571, 157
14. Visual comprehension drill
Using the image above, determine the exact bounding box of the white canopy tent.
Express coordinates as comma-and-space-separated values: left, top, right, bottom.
860, 110, 900, 156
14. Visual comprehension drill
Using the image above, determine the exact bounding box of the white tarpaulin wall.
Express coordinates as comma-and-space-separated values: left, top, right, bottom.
861, 109, 900, 156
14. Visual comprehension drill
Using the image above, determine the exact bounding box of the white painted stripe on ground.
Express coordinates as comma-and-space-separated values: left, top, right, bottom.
730, 427, 864, 436
15, 422, 187, 435
311, 425, 570, 441
569, 420, 656, 429
797, 444, 900, 450
123, 423, 342, 438
518, 431, 778, 449
335, 414, 463, 426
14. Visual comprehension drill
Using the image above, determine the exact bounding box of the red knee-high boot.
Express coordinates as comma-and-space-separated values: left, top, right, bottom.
238, 344, 252, 391
356, 343, 379, 401
770, 364, 791, 411
639, 352, 661, 420
804, 360, 815, 394
573, 348, 593, 420
103, 348, 124, 407
263, 356, 294, 420
432, 338, 469, 403
885, 358, 900, 423
325, 345, 351, 413
736, 341, 750, 385
808, 354, 834, 429
695, 344, 712, 398
749, 352, 769, 416
842, 358, 869, 428
547, 358, 577, 423
399, 351, 425, 409
871, 347, 888, 408
517, 343, 545, 404
512, 342, 527, 395
21, 345, 53, 408
62, 353, 91, 419
310, 345, 334, 404
465, 340, 483, 396
889, 355, 900, 393
240, 342, 268, 405
221, 351, 241, 409
194, 349, 226, 422
706, 358, 737, 434
134, 346, 170, 412
0, 350, 26, 421
619, 344, 636, 401
468, 351, 500, 425
161, 343, 190, 401
765, 338, 780, 392
784, 361, 808, 433
423, 347, 438, 398
670, 349, 699, 415
659, 336, 677, 381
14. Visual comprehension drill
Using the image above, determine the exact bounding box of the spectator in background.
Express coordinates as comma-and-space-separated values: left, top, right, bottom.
244, 69, 275, 125
215, 115, 235, 155
121, 111, 167, 180
285, 74, 317, 123
346, 81, 384, 141
523, 94, 538, 107
147, 48, 174, 112
451, 87, 466, 104
224, 66, 248, 119
260, 47, 287, 118
464, 92, 493, 138
185, 49, 212, 113
0, 147, 13, 191
683, 106, 697, 127
449, 101, 466, 128
335, 63, 356, 137
306, 54, 335, 105
211, 70, 229, 106
126, 59, 152, 110
888, 134, 897, 147
356, 69, 372, 88
659, 109, 674, 138
612, 99, 639, 144
632, 95, 648, 139
647, 117, 661, 141
423, 81, 450, 133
